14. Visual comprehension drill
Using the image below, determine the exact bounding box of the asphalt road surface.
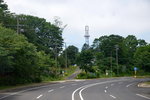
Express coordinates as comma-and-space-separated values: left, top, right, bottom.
0, 77, 150, 100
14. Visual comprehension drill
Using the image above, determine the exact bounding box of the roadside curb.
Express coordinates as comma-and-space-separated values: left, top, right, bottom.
138, 83, 150, 88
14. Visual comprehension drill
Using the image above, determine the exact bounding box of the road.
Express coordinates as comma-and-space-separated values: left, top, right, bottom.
0, 77, 150, 100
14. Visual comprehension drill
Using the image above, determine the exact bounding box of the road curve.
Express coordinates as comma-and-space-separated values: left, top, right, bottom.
0, 77, 150, 100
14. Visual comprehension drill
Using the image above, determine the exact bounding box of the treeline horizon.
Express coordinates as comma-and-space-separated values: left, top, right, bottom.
77, 34, 150, 78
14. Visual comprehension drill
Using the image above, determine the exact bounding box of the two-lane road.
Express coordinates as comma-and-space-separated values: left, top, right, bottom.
0, 77, 149, 100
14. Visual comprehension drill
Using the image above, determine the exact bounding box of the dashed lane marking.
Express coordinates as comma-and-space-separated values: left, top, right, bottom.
110, 95, 116, 99
48, 89, 54, 93
36, 94, 43, 99
111, 84, 114, 86
136, 94, 150, 100
126, 83, 135, 87
60, 86, 65, 88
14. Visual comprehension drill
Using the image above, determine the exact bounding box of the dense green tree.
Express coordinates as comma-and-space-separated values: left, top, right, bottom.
0, 0, 15, 28
134, 45, 150, 72
0, 26, 56, 85
9, 15, 64, 55
138, 39, 147, 47
0, 26, 36, 84
82, 43, 89, 51
123, 35, 138, 66
92, 35, 126, 73
64, 45, 78, 65
77, 50, 94, 73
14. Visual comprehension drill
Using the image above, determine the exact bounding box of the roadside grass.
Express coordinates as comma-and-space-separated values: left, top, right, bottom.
76, 70, 150, 79
145, 81, 150, 84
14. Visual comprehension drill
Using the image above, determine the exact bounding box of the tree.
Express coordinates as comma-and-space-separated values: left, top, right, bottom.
134, 45, 150, 72
138, 39, 147, 47
82, 43, 89, 51
64, 45, 78, 65
19, 15, 63, 54
0, 0, 15, 27
77, 50, 94, 73
0, 25, 55, 85
123, 35, 138, 66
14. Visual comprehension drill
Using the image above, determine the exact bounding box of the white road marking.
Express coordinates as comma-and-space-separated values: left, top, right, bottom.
104, 90, 107, 93
79, 88, 85, 100
60, 86, 65, 88
0, 83, 58, 100
72, 79, 129, 100
72, 84, 77, 86
111, 84, 114, 86
48, 89, 54, 92
36, 94, 43, 99
126, 83, 135, 87
110, 95, 116, 99
105, 86, 108, 89
136, 94, 150, 99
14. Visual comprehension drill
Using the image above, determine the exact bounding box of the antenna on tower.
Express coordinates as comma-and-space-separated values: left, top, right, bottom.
84, 25, 90, 46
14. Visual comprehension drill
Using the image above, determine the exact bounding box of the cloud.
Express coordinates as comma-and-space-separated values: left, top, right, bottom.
5, 0, 150, 48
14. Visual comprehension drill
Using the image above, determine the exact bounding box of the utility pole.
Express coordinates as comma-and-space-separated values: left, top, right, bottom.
115, 45, 119, 76
110, 51, 112, 77
17, 16, 19, 34
65, 42, 67, 69
16, 16, 26, 34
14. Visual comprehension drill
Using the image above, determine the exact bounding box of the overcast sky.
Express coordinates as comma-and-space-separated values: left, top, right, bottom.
5, 0, 150, 49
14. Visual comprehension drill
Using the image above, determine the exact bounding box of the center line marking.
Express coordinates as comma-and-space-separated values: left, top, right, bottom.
105, 86, 108, 89
48, 89, 54, 92
104, 90, 107, 93
126, 83, 135, 87
111, 84, 114, 86
110, 95, 116, 99
136, 94, 150, 99
60, 86, 65, 88
37, 94, 43, 99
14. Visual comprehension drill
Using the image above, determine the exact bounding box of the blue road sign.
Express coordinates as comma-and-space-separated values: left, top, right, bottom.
134, 67, 137, 71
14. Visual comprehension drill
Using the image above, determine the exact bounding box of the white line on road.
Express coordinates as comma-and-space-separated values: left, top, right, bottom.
126, 83, 135, 87
105, 86, 108, 89
111, 84, 114, 86
0, 83, 58, 100
104, 90, 107, 93
110, 95, 116, 99
60, 86, 65, 88
48, 89, 54, 92
37, 94, 43, 99
72, 79, 129, 100
136, 94, 150, 99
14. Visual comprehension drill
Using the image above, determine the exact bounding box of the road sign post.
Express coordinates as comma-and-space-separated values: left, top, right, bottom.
134, 67, 137, 78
